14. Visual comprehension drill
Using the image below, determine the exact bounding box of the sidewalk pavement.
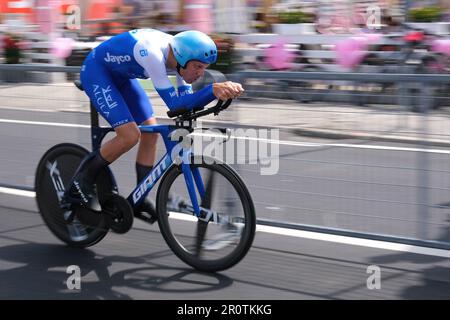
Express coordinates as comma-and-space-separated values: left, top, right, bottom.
1, 82, 450, 147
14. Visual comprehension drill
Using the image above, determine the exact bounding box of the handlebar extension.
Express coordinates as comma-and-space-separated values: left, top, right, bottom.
167, 99, 233, 121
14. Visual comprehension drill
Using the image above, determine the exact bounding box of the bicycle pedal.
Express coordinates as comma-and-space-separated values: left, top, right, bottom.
134, 212, 157, 225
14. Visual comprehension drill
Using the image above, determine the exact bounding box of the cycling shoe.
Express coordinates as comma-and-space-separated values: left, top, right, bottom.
66, 175, 101, 212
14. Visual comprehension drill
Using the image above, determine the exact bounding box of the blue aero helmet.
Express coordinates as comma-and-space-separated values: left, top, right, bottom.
171, 30, 218, 69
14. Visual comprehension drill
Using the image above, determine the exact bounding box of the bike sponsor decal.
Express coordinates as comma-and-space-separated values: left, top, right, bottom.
46, 160, 65, 200
132, 154, 172, 204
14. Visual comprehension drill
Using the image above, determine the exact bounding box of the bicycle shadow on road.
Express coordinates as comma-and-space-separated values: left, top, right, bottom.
0, 243, 233, 299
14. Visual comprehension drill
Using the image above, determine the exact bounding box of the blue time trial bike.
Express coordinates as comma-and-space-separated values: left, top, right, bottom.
35, 81, 256, 272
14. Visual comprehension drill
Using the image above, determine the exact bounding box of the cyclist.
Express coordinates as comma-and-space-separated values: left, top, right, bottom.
66, 29, 244, 220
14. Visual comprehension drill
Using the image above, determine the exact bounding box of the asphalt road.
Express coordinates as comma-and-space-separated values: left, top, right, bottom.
1, 108, 450, 241
0, 108, 449, 299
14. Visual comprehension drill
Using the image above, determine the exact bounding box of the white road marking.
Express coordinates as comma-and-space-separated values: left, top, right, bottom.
2, 117, 450, 154
0, 118, 90, 128
0, 187, 35, 197
1, 187, 448, 257
265, 206, 282, 211
256, 225, 450, 259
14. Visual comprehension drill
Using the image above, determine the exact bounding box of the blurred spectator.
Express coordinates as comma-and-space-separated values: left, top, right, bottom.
116, 0, 144, 30
2, 33, 23, 64
84, 0, 128, 36
121, 0, 142, 16
381, 14, 403, 34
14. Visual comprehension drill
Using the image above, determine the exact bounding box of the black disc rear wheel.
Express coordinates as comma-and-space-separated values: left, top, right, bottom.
35, 143, 115, 247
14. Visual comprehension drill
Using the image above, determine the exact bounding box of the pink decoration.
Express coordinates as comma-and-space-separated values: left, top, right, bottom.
51, 37, 74, 59
263, 39, 295, 70
35, 0, 61, 34
362, 33, 382, 44
334, 34, 380, 69
432, 39, 450, 57
334, 37, 367, 69
183, 0, 213, 34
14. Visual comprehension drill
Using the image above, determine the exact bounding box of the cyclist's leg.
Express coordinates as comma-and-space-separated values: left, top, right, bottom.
118, 78, 158, 219
68, 61, 140, 210
100, 122, 141, 162
132, 117, 158, 221
118, 78, 158, 178
136, 117, 158, 169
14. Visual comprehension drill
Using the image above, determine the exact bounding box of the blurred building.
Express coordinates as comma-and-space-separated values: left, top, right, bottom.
0, 0, 449, 37
214, 0, 250, 33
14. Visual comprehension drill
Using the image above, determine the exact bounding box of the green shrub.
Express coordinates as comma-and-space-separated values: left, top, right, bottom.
408, 6, 442, 22
278, 11, 315, 24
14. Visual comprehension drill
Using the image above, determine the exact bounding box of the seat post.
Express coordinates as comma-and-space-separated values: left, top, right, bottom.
90, 101, 99, 128
90, 102, 115, 151
90, 101, 102, 151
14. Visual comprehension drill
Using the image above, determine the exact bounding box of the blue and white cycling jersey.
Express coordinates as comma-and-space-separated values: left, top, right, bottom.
80, 29, 216, 128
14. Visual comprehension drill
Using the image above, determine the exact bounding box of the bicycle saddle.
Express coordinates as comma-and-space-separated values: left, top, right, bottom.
74, 80, 84, 92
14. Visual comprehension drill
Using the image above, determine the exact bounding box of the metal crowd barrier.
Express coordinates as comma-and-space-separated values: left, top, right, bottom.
1, 64, 450, 250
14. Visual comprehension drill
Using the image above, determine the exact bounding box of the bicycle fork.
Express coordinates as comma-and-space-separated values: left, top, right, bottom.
180, 154, 204, 218
179, 156, 229, 224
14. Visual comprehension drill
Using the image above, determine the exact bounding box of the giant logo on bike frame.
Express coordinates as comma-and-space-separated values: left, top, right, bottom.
132, 154, 173, 204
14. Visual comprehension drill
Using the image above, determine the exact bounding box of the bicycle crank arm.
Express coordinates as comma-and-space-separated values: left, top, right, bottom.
134, 212, 157, 225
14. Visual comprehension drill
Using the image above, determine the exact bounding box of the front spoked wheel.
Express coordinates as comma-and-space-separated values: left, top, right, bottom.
157, 156, 256, 272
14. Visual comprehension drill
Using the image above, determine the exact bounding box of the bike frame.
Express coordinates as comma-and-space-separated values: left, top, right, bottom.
91, 122, 206, 217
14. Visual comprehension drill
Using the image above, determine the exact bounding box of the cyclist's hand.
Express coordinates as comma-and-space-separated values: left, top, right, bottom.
212, 81, 244, 101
